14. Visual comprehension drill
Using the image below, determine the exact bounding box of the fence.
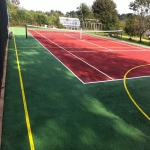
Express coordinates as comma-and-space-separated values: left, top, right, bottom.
0, 0, 8, 85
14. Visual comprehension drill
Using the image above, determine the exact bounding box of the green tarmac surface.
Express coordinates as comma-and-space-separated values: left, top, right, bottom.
1, 27, 150, 150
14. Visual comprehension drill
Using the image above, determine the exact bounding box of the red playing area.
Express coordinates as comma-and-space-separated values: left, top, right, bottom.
28, 30, 150, 84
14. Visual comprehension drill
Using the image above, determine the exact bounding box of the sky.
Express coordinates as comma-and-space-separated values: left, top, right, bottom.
19, 0, 133, 14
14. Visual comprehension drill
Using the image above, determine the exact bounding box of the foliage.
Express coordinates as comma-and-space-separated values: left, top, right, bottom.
7, 0, 144, 33
124, 15, 139, 38
9, 0, 20, 6
92, 0, 119, 30
129, 0, 150, 42
118, 14, 128, 21
66, 11, 78, 18
7, 0, 65, 27
76, 3, 94, 28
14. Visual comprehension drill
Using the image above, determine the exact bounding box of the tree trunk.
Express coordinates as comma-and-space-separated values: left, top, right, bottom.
139, 34, 142, 42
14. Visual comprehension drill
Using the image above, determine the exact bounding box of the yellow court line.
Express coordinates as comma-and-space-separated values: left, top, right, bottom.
12, 28, 35, 149
123, 64, 150, 121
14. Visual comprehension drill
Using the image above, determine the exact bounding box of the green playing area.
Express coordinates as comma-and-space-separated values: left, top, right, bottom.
1, 27, 150, 150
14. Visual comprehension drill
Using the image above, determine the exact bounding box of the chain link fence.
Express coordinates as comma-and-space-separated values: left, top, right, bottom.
0, 0, 8, 86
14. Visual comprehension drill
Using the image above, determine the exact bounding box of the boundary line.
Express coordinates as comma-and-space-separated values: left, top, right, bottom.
123, 64, 150, 121
84, 75, 150, 84
70, 50, 150, 53
13, 28, 35, 149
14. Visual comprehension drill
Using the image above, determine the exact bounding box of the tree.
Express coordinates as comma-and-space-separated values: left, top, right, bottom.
9, 0, 20, 6
92, 0, 119, 30
34, 13, 49, 26
76, 3, 94, 28
118, 14, 128, 21
124, 15, 138, 39
65, 11, 78, 18
129, 0, 150, 42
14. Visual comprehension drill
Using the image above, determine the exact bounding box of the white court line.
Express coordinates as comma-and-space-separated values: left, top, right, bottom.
64, 34, 112, 51
33, 30, 114, 81
27, 31, 84, 84
65, 33, 150, 52
84, 75, 150, 84
109, 50, 150, 52
82, 33, 150, 51
27, 31, 150, 84
69, 51, 109, 52
69, 49, 150, 53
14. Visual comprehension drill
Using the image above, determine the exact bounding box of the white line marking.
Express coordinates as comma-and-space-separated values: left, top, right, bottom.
82, 33, 150, 50
69, 49, 150, 53
28, 30, 150, 85
69, 50, 110, 52
34, 30, 114, 80
84, 75, 150, 84
64, 34, 112, 51
110, 50, 150, 52
27, 31, 84, 84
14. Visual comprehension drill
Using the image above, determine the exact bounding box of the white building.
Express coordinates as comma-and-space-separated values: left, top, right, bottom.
59, 17, 80, 30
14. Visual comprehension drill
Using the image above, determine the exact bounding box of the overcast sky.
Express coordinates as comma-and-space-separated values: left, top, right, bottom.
19, 0, 133, 14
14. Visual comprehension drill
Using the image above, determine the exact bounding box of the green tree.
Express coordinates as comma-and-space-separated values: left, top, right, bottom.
118, 14, 128, 21
129, 0, 150, 42
25, 11, 37, 25
77, 3, 94, 28
66, 11, 78, 18
92, 0, 119, 30
7, 0, 71, 27
9, 0, 20, 6
34, 13, 49, 26
124, 15, 138, 39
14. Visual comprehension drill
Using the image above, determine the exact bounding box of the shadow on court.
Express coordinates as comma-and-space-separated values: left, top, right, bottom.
1, 27, 150, 150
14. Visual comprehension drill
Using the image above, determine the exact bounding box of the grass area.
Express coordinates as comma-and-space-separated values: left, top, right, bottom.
1, 27, 150, 150
89, 31, 150, 48
122, 35, 150, 47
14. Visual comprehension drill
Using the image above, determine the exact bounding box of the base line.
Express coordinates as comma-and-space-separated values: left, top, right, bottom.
13, 28, 35, 149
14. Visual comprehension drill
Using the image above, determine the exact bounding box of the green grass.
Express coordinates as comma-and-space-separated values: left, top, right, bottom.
122, 35, 150, 47
90, 31, 150, 48
1, 27, 150, 150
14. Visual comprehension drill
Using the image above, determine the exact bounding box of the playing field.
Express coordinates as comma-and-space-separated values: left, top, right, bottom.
1, 27, 150, 150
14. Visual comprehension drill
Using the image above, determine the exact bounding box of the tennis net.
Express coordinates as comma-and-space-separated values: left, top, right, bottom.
25, 24, 122, 40
26, 25, 82, 39
82, 29, 122, 40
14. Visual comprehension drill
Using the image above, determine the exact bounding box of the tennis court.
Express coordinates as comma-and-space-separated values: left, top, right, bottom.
27, 26, 150, 84
1, 27, 150, 150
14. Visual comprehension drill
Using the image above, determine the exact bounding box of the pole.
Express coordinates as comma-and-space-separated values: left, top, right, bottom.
80, 28, 82, 40
25, 24, 27, 39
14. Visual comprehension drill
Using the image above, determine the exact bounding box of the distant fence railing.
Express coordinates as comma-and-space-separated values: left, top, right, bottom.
0, 0, 8, 85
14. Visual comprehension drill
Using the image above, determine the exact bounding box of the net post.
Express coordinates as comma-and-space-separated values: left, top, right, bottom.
25, 24, 27, 39
121, 30, 122, 40
80, 28, 82, 40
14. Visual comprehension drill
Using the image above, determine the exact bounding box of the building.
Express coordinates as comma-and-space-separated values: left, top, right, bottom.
84, 19, 102, 30
59, 17, 80, 30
